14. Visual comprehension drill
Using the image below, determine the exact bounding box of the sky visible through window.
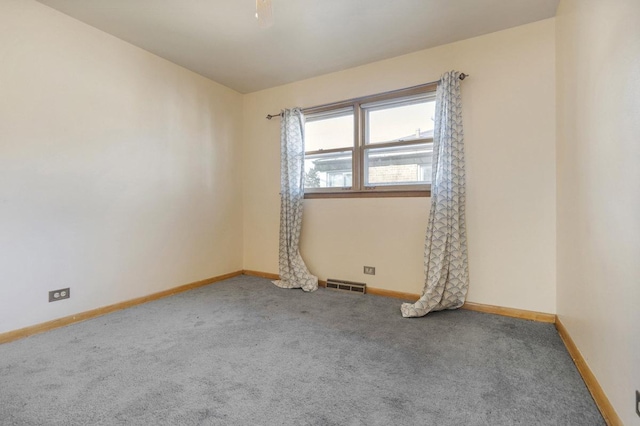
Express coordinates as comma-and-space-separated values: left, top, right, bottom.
368, 101, 435, 143
304, 100, 435, 152
305, 113, 353, 151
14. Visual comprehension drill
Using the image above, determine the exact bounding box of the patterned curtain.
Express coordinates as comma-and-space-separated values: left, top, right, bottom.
272, 108, 319, 292
401, 71, 469, 318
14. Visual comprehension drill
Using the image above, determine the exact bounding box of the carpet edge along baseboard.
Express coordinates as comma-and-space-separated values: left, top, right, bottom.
0, 270, 243, 345
242, 269, 556, 323
555, 318, 623, 426
1, 270, 555, 345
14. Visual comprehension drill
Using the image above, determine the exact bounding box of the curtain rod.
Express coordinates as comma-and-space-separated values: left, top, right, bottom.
265, 73, 469, 120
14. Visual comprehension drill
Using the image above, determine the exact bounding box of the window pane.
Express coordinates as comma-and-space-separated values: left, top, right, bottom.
366, 99, 435, 144
365, 143, 432, 186
305, 108, 354, 152
304, 150, 353, 189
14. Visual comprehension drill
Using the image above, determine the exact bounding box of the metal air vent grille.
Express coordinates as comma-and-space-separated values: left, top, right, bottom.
326, 279, 366, 294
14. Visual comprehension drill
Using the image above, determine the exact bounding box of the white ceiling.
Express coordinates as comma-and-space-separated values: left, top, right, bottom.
36, 0, 559, 93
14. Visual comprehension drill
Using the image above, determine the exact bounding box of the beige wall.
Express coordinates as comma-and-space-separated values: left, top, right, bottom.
243, 19, 557, 314
0, 0, 244, 333
556, 1, 640, 424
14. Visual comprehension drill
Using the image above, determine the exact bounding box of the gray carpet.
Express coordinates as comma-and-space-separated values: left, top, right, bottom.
0, 275, 603, 426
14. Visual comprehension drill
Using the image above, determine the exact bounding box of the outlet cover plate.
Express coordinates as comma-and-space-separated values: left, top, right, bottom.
49, 288, 70, 302
364, 266, 376, 275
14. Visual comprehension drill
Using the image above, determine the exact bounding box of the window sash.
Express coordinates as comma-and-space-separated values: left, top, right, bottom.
304, 150, 354, 190
363, 142, 433, 187
363, 96, 436, 146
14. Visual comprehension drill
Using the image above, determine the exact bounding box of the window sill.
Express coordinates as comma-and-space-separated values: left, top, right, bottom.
304, 189, 430, 199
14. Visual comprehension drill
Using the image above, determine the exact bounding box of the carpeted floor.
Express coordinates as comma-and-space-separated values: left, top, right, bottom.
0, 275, 604, 425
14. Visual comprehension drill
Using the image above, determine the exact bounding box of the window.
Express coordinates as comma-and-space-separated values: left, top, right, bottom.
303, 84, 436, 197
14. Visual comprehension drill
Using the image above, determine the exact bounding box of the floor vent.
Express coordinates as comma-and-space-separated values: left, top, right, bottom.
326, 279, 366, 294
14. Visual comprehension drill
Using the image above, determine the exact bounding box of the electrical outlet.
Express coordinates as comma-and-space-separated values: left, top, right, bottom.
363, 266, 376, 275
49, 288, 70, 302
636, 390, 639, 417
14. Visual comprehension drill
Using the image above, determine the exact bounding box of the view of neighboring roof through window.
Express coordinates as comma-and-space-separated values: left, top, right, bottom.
303, 85, 436, 198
